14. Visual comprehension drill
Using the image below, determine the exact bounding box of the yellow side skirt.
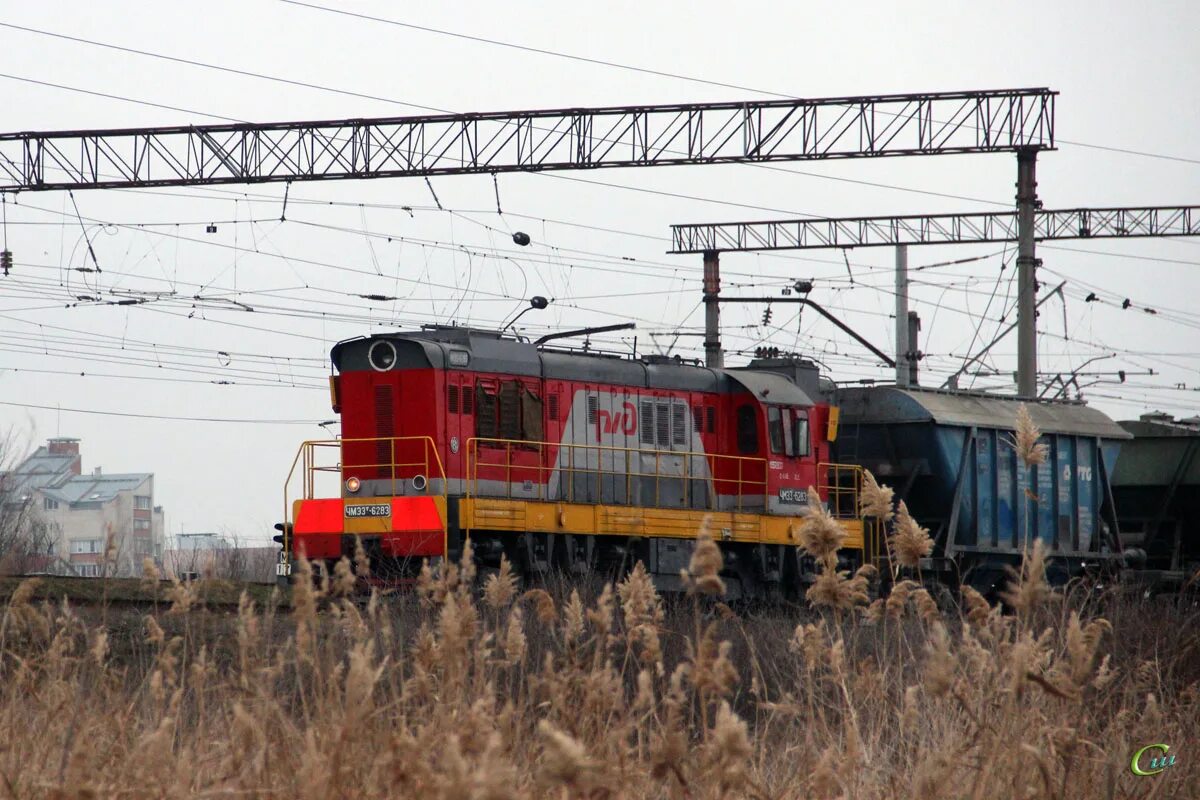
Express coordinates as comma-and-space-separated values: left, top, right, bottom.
460, 497, 864, 550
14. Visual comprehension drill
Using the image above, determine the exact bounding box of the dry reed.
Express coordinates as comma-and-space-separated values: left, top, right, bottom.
0, 526, 1195, 799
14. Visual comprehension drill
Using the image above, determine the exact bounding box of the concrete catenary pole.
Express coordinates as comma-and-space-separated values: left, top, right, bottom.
703, 250, 723, 368
1016, 149, 1040, 397
907, 311, 921, 386
894, 244, 909, 386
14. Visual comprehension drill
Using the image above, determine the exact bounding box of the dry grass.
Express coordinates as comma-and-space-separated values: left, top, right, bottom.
0, 543, 1197, 799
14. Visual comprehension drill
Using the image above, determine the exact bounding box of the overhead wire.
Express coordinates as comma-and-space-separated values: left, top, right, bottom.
3, 21, 1196, 413
0, 400, 327, 424
270, 2, 1199, 167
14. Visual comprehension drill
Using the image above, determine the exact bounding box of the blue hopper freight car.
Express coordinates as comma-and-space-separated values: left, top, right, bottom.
832, 387, 1130, 593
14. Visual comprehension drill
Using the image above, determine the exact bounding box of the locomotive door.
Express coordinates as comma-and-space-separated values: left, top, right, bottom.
766, 404, 812, 515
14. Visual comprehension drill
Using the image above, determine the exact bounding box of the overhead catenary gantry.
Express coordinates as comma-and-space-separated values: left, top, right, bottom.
674, 203, 1200, 395
0, 88, 1055, 191
669, 205, 1200, 253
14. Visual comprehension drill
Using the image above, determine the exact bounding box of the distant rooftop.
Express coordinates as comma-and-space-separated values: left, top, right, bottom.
44, 473, 152, 504
4, 440, 152, 505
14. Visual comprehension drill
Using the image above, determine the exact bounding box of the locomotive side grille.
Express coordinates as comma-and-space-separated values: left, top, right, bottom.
498, 381, 521, 439
462, 386, 473, 415
640, 400, 654, 445
655, 401, 670, 446
672, 404, 686, 445
373, 385, 395, 471
587, 395, 599, 425
693, 406, 703, 433
548, 393, 560, 421
706, 406, 716, 434
448, 385, 459, 414
476, 384, 496, 434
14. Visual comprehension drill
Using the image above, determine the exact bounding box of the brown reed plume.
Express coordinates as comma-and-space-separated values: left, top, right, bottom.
890, 499, 933, 568
1012, 404, 1049, 468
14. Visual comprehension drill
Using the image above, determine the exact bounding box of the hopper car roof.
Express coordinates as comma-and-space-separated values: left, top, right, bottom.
837, 386, 1130, 439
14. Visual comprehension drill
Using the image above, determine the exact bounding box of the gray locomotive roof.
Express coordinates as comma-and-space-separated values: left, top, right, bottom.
333, 328, 818, 399
725, 369, 813, 406
837, 386, 1131, 439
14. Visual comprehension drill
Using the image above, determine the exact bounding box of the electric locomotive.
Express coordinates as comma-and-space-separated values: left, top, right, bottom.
277, 324, 867, 597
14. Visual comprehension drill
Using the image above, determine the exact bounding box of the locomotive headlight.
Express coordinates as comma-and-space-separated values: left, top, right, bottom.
368, 339, 397, 371
345, 476, 361, 493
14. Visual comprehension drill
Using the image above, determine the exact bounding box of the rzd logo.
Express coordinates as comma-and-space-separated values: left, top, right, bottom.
1130, 744, 1176, 776
595, 402, 638, 440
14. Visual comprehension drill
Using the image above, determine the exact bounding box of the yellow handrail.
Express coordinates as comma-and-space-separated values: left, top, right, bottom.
464, 436, 769, 513
817, 461, 863, 520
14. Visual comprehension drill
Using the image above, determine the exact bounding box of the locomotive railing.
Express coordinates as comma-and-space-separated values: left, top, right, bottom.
818, 462, 864, 520
819, 461, 878, 564
281, 436, 447, 555
465, 437, 768, 512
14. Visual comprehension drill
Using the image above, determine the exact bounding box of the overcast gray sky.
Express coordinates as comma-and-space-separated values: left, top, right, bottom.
2, 0, 1198, 541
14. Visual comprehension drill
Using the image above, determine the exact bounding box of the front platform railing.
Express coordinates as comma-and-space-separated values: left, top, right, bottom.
281, 436, 447, 557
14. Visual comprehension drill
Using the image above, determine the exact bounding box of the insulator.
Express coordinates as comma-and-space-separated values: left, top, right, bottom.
512, 231, 531, 246
206, 224, 217, 233
0, 249, 11, 276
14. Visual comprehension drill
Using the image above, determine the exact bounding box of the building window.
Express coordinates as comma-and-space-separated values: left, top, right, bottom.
134, 518, 151, 531
75, 564, 101, 578
134, 539, 153, 555
135, 495, 152, 510
70, 539, 102, 555
43, 497, 59, 510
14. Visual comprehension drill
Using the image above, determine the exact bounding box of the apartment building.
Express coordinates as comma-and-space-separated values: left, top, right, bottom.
2, 437, 165, 577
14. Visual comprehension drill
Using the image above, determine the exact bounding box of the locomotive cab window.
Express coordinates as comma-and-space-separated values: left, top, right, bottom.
736, 404, 759, 455
767, 406, 785, 453
792, 410, 810, 457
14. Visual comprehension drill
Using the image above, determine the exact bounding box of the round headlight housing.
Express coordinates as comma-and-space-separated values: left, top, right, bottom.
368, 340, 397, 371
345, 476, 361, 493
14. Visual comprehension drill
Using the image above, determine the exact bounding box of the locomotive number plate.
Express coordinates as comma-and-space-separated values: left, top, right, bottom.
345, 504, 391, 518
777, 488, 809, 505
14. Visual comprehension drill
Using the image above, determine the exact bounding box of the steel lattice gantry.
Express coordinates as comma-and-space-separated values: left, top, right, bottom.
670, 205, 1200, 253
675, 203, 1200, 396
0, 88, 1055, 191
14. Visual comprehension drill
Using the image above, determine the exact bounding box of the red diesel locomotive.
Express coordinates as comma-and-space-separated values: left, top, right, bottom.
279, 324, 865, 596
